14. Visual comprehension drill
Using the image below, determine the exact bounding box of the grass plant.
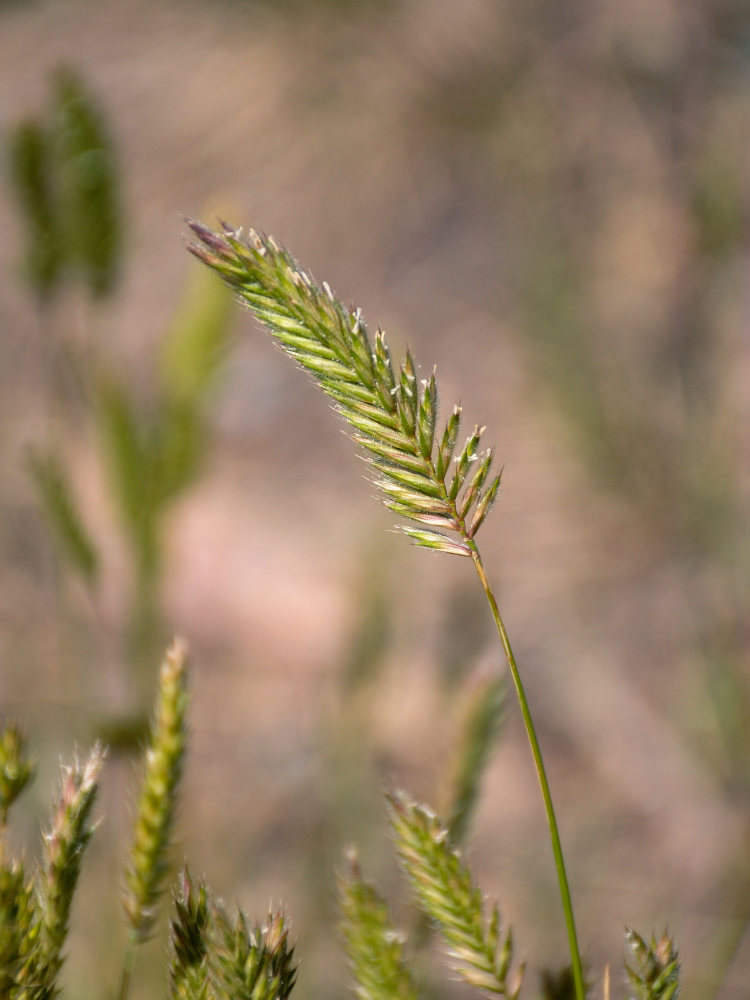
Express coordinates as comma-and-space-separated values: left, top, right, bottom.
0, 733, 104, 1000
186, 220, 588, 996
185, 220, 681, 1000
0, 645, 300, 1000
7, 68, 233, 734
0, 221, 683, 1000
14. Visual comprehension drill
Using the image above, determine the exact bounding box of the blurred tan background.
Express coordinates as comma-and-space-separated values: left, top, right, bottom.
1, 1, 749, 998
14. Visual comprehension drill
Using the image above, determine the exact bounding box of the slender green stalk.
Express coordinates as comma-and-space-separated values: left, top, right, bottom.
117, 945, 135, 1000
468, 543, 585, 1000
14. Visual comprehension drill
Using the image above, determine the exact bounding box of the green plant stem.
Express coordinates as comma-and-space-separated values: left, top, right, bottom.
117, 939, 136, 1000
468, 543, 585, 1000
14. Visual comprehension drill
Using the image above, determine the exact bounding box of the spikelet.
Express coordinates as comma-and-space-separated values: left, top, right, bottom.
625, 929, 679, 1000
0, 723, 36, 824
0, 857, 36, 994
27, 744, 104, 999
187, 222, 502, 557
213, 906, 297, 1000
123, 639, 189, 942
338, 850, 420, 1000
388, 791, 524, 1000
168, 867, 211, 1000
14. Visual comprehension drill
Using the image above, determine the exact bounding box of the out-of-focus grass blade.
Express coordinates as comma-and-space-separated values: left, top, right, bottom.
53, 66, 122, 299
338, 851, 420, 1000
160, 261, 233, 407
445, 670, 506, 847
154, 262, 233, 503
7, 119, 63, 299
97, 376, 157, 573
28, 447, 99, 588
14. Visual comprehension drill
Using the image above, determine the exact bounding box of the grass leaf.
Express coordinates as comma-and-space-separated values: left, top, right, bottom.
28, 448, 99, 588
445, 672, 506, 847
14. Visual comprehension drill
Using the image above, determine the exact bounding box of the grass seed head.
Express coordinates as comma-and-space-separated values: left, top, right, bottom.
187, 221, 503, 558
124, 639, 189, 942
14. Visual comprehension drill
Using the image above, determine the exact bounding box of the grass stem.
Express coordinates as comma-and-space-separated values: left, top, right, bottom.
468, 543, 585, 1000
117, 939, 135, 1000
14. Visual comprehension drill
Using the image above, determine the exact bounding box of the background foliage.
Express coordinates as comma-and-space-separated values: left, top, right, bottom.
0, 1, 748, 998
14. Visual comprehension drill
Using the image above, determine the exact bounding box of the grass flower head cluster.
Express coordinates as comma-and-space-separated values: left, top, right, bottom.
186, 221, 500, 558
